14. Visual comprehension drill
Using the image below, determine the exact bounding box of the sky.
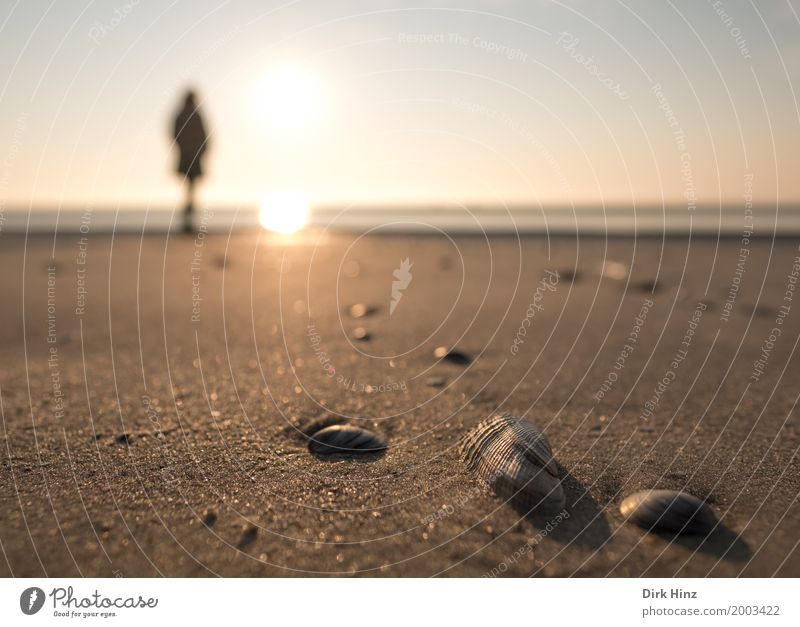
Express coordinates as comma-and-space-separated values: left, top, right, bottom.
1, 0, 800, 210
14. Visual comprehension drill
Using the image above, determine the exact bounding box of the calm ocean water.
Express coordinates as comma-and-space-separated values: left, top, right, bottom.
1, 205, 798, 235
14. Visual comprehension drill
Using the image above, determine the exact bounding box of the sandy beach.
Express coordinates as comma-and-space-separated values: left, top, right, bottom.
0, 230, 798, 577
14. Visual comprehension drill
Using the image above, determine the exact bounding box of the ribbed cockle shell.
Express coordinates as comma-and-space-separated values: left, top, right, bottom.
459, 414, 565, 513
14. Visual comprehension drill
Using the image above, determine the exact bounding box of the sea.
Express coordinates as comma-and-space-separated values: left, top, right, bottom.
1, 204, 799, 236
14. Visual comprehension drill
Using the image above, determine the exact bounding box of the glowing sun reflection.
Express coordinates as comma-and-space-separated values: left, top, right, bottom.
259, 192, 310, 234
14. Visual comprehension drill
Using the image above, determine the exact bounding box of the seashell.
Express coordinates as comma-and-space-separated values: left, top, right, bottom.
238, 523, 258, 548
201, 508, 218, 528
352, 327, 371, 341
559, 268, 581, 282
459, 413, 565, 513
620, 490, 716, 535
636, 280, 660, 294
433, 346, 472, 365
308, 424, 386, 456
349, 303, 378, 319
751, 304, 776, 319
286, 414, 344, 439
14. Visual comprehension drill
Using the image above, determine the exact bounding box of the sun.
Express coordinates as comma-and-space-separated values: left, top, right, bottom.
257, 68, 319, 133
259, 192, 310, 234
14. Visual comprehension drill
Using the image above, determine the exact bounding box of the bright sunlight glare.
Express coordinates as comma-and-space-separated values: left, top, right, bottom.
257, 68, 320, 133
259, 192, 310, 234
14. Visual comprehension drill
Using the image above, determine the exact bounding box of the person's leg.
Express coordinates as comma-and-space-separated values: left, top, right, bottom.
184, 177, 195, 232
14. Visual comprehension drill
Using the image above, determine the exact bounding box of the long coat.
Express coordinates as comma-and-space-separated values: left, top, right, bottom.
173, 104, 208, 181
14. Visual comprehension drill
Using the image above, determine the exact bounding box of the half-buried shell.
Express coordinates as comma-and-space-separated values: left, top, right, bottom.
308, 424, 386, 456
433, 346, 472, 365
620, 490, 716, 535
459, 413, 565, 513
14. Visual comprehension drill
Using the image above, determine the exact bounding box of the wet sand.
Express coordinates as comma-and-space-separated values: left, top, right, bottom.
0, 230, 798, 576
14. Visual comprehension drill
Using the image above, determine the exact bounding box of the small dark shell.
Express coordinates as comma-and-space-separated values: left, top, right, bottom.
308, 424, 386, 456
238, 523, 258, 548
620, 490, 716, 535
433, 346, 472, 365
201, 508, 218, 528
637, 280, 660, 294
559, 268, 580, 282
460, 414, 565, 512
752, 304, 776, 319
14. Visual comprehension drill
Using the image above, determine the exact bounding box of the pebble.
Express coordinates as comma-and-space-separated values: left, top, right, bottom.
98, 520, 113, 533
202, 508, 218, 528
353, 327, 371, 341
308, 424, 387, 456
620, 489, 717, 535
589, 425, 606, 437
238, 523, 259, 548
559, 268, 580, 282
637, 280, 660, 294
433, 346, 472, 365
601, 261, 627, 280
752, 304, 776, 319
349, 303, 377, 318
425, 376, 447, 387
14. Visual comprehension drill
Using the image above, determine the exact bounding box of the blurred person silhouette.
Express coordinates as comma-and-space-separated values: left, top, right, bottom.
172, 89, 209, 233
